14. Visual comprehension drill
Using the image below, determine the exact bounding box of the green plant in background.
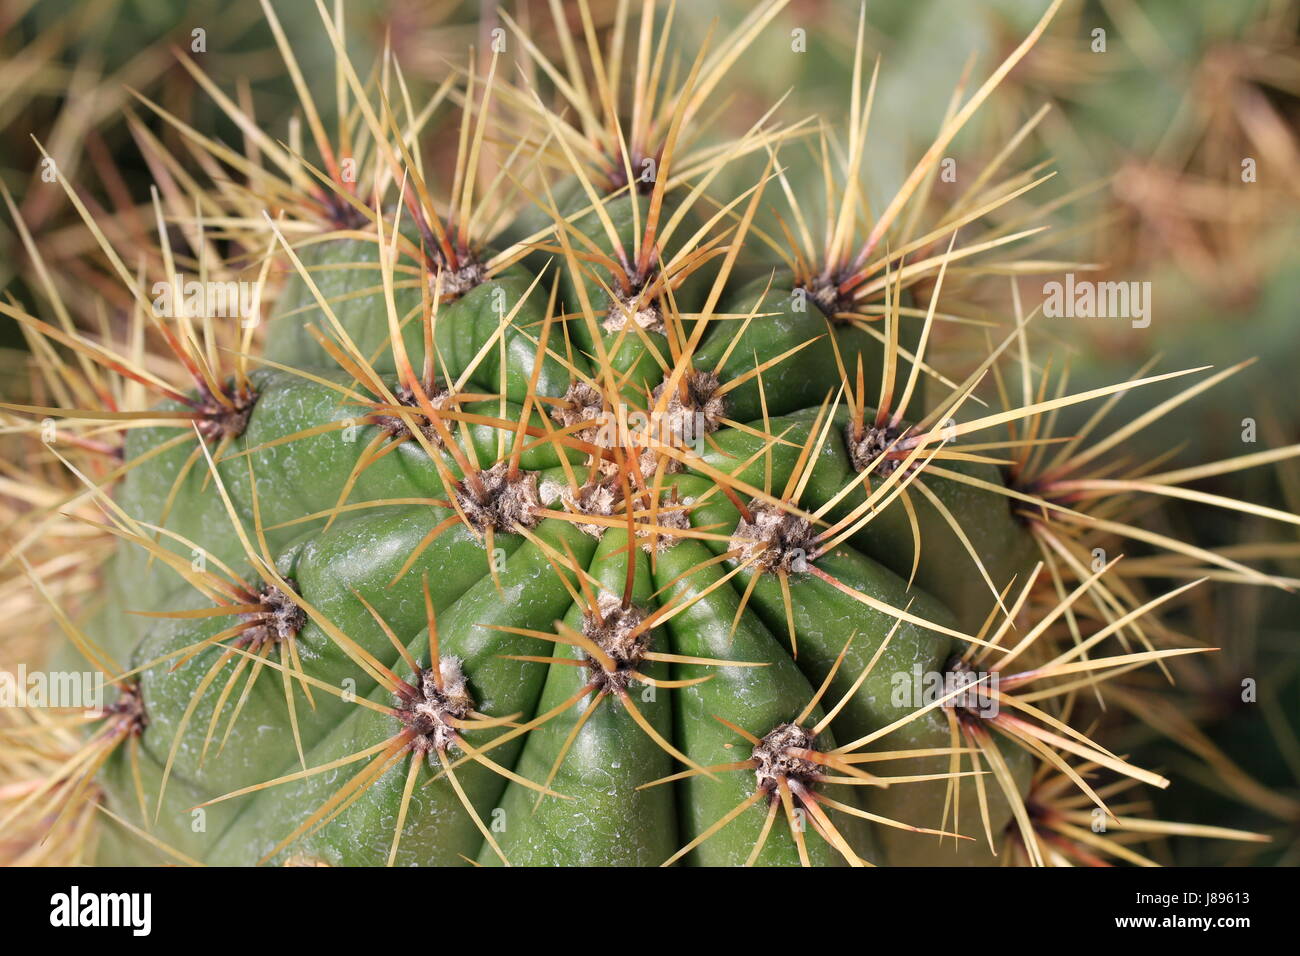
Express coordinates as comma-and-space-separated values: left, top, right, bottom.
0, 0, 1295, 867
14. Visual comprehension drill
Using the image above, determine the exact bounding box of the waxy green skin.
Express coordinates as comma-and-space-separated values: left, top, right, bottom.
702, 402, 1040, 632
105, 367, 574, 660
706, 275, 924, 424
89, 200, 1035, 866
653, 531, 875, 865
263, 236, 420, 371
484, 529, 678, 866
686, 411, 1034, 864
266, 238, 570, 399
205, 517, 596, 866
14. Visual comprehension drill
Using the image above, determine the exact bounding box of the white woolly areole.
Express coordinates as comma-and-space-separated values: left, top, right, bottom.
453, 461, 542, 532
581, 591, 651, 693
728, 501, 817, 573
399, 655, 474, 756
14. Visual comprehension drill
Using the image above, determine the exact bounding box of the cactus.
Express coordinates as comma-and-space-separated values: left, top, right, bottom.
1, 0, 1294, 867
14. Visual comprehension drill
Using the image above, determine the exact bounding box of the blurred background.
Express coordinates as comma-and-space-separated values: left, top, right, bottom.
1, 0, 1297, 864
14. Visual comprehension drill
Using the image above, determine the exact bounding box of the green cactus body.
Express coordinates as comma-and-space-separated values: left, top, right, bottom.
80, 196, 1045, 867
